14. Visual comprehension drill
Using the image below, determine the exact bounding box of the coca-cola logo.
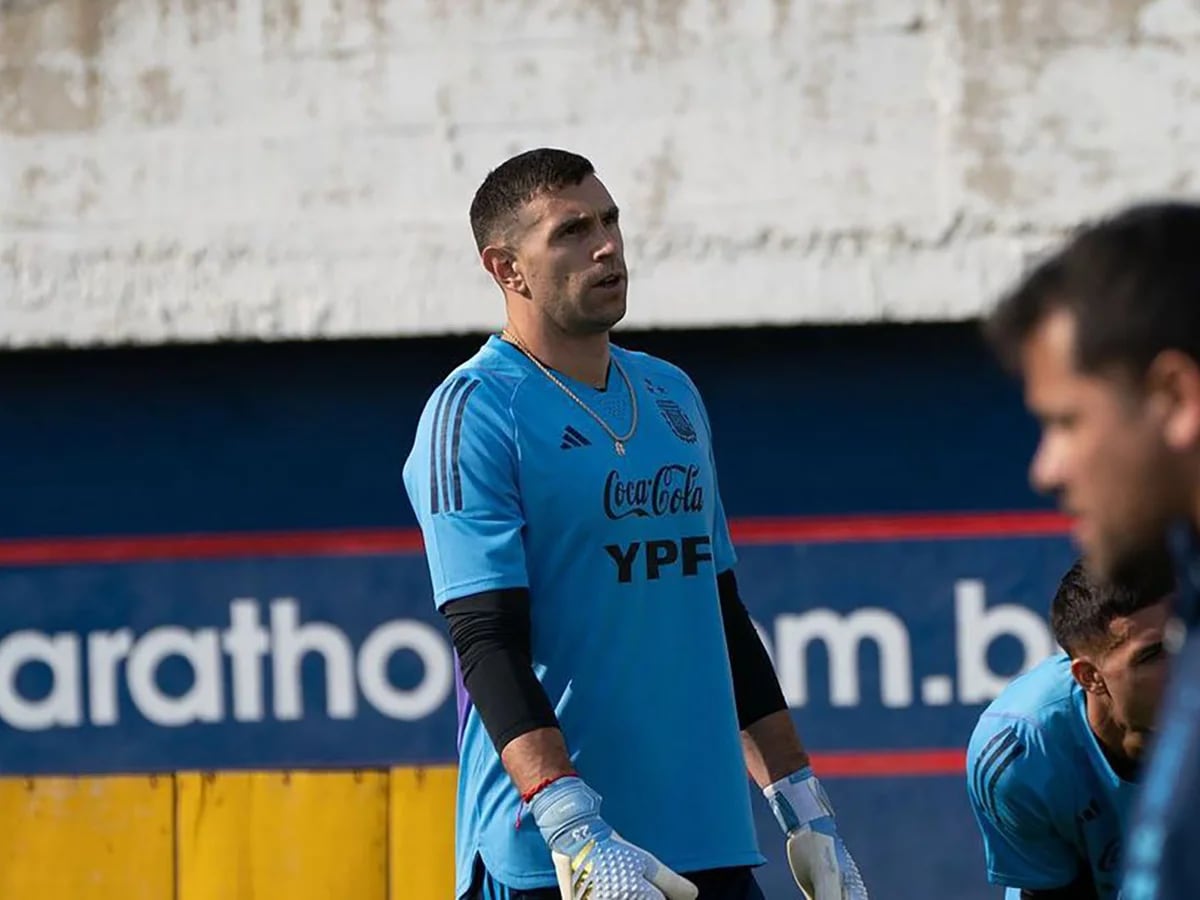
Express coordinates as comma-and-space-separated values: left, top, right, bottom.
603, 464, 705, 520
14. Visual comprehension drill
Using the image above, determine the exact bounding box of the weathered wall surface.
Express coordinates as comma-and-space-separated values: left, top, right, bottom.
3, 0, 1199, 347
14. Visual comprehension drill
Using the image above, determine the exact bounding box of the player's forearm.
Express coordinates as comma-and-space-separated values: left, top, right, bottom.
717, 568, 807, 784
500, 726, 576, 797
741, 708, 811, 788
442, 589, 572, 798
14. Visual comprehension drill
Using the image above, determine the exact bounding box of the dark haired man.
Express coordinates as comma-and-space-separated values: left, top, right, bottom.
966, 560, 1172, 898
402, 148, 869, 900
984, 201, 1200, 899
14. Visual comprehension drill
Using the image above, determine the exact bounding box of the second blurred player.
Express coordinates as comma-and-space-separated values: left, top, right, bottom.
967, 559, 1173, 899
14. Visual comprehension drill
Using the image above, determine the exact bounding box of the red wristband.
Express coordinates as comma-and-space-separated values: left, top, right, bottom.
520, 771, 577, 804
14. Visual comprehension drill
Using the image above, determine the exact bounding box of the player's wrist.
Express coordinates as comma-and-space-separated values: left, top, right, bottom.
763, 766, 837, 836
527, 775, 612, 851
519, 770, 578, 805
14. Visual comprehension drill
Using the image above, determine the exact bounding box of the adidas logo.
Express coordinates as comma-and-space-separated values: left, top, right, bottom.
560, 425, 591, 450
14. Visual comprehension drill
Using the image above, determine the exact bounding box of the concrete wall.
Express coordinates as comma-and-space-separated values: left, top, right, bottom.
4, 0, 1200, 347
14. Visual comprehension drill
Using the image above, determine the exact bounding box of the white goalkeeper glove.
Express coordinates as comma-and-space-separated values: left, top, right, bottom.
764, 767, 869, 900
528, 775, 698, 900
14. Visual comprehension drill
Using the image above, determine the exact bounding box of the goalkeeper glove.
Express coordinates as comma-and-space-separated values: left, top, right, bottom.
528, 775, 698, 900
764, 767, 869, 900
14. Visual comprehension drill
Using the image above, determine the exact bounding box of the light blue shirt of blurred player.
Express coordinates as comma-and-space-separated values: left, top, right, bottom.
967, 653, 1137, 899
403, 336, 764, 897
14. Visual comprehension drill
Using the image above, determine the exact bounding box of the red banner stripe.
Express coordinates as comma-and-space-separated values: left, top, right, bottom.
0, 511, 1070, 567
809, 748, 967, 778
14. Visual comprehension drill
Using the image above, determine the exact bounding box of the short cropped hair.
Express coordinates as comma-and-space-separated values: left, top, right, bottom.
985, 201, 1200, 378
468, 148, 596, 252
1050, 558, 1172, 655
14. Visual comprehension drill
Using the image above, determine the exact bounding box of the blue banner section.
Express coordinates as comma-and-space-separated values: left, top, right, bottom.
0, 329, 1062, 899
0, 325, 1046, 540
0, 534, 1076, 775
0, 554, 455, 773
736, 536, 1076, 749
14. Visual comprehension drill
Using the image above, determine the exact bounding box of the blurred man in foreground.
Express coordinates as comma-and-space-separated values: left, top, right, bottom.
985, 201, 1200, 899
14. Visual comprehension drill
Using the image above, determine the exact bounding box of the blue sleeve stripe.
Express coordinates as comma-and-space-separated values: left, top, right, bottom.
427, 379, 458, 514
449, 379, 482, 511
972, 726, 1018, 809
435, 377, 471, 513
983, 741, 1025, 821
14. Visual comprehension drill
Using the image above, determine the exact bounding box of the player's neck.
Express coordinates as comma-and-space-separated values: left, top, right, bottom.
502, 317, 611, 389
1087, 698, 1143, 781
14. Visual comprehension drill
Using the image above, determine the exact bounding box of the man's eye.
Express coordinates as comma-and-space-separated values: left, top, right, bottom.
1042, 414, 1078, 432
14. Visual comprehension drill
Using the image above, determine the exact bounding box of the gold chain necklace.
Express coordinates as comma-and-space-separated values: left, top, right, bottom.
501, 328, 638, 456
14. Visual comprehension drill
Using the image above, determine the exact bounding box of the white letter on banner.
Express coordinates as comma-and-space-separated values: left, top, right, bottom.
223, 599, 269, 721
775, 609, 913, 708
87, 629, 133, 725
127, 627, 224, 726
0, 631, 82, 730
956, 579, 1054, 703
271, 599, 357, 720
358, 621, 453, 720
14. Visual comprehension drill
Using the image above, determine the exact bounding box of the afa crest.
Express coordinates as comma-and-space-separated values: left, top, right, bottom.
656, 398, 698, 444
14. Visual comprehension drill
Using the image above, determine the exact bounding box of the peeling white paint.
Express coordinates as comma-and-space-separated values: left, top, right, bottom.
2, 0, 1198, 347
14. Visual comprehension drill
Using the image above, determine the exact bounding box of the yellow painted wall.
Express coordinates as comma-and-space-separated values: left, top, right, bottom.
177, 769, 391, 900
390, 766, 458, 900
0, 766, 456, 900
0, 775, 175, 900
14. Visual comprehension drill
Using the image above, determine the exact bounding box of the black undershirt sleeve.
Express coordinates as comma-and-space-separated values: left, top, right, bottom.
445, 574, 787, 748
440, 588, 560, 753
718, 569, 788, 730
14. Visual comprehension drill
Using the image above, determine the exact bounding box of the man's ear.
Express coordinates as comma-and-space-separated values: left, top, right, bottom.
1070, 656, 1108, 697
481, 245, 527, 295
1145, 349, 1200, 453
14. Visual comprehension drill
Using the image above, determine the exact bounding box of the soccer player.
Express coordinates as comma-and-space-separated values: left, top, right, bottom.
402, 148, 869, 900
983, 201, 1200, 899
966, 559, 1173, 899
